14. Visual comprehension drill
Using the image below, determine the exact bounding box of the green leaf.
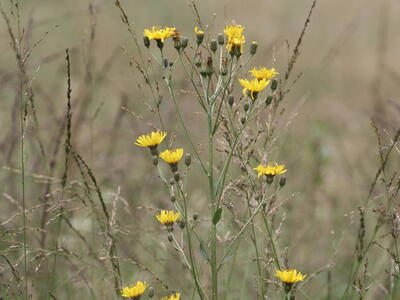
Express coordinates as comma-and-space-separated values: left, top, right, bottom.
212, 207, 223, 225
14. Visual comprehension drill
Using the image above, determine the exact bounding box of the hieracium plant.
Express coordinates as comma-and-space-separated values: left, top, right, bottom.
115, 3, 309, 299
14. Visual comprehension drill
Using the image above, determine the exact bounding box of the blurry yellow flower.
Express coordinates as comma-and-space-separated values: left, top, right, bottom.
159, 149, 184, 164
135, 131, 167, 148
161, 293, 180, 300
224, 24, 245, 54
121, 281, 148, 299
275, 269, 306, 284
253, 163, 287, 177
144, 26, 176, 42
249, 67, 278, 81
239, 78, 269, 100
156, 210, 180, 226
194, 26, 204, 35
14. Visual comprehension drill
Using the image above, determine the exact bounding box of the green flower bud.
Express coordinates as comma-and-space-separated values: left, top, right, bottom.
271, 79, 278, 91
250, 41, 258, 55
170, 193, 176, 202
266, 175, 274, 184
174, 172, 180, 182
174, 39, 181, 51
193, 212, 199, 221
196, 32, 204, 45
240, 116, 246, 125
152, 156, 159, 166
210, 39, 218, 53
217, 33, 224, 45
228, 95, 234, 106
181, 37, 188, 49
266, 95, 273, 106
179, 220, 186, 229
156, 39, 164, 50
244, 102, 250, 112
163, 58, 169, 68
168, 233, 173, 242
185, 153, 192, 166
143, 36, 150, 48
279, 176, 287, 187
148, 287, 154, 298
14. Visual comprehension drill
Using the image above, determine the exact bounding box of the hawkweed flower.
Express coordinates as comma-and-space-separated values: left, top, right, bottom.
156, 210, 180, 231
276, 269, 306, 292
121, 281, 148, 299
224, 24, 245, 56
194, 26, 204, 45
144, 26, 176, 49
160, 148, 184, 172
161, 293, 180, 300
239, 78, 269, 100
253, 163, 287, 183
249, 67, 278, 81
135, 131, 167, 156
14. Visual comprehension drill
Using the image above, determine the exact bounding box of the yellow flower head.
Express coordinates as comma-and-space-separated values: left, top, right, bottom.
253, 163, 287, 177
194, 26, 204, 35
249, 67, 278, 81
161, 293, 181, 300
159, 148, 184, 165
121, 281, 148, 299
156, 210, 180, 226
239, 78, 269, 100
275, 269, 307, 284
224, 24, 245, 54
144, 26, 176, 42
135, 131, 167, 149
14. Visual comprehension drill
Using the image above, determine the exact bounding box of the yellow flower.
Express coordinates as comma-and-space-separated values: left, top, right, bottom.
161, 293, 180, 300
224, 24, 245, 54
194, 26, 204, 35
144, 26, 176, 42
135, 131, 167, 155
275, 269, 307, 284
249, 67, 278, 81
239, 78, 269, 100
156, 210, 180, 226
253, 163, 287, 177
159, 149, 184, 164
121, 281, 148, 299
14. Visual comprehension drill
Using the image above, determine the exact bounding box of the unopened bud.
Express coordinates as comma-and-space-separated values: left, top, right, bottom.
181, 37, 188, 49
196, 32, 204, 45
266, 95, 273, 106
170, 193, 176, 202
143, 36, 150, 48
210, 39, 218, 53
228, 95, 234, 106
185, 153, 192, 166
148, 287, 154, 298
250, 41, 258, 55
271, 79, 278, 91
152, 156, 159, 166
240, 116, 246, 125
266, 175, 274, 184
193, 212, 199, 221
217, 33, 224, 45
174, 172, 180, 182
168, 233, 173, 242
244, 102, 250, 112
174, 39, 181, 51
156, 39, 164, 50
279, 176, 287, 187
163, 58, 169, 68
179, 220, 186, 229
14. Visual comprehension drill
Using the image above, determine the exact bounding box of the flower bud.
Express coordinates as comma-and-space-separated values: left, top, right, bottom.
143, 36, 150, 48
240, 116, 246, 125
266, 175, 274, 184
181, 37, 188, 49
168, 233, 173, 242
174, 172, 180, 182
196, 32, 204, 45
170, 193, 176, 202
217, 33, 224, 45
163, 58, 169, 68
193, 212, 199, 221
148, 287, 154, 298
250, 41, 258, 55
152, 156, 159, 166
243, 102, 250, 112
185, 153, 192, 166
279, 176, 287, 187
266, 95, 273, 106
156, 39, 164, 50
179, 220, 186, 229
228, 95, 234, 106
271, 79, 278, 91
210, 39, 218, 53
174, 39, 181, 51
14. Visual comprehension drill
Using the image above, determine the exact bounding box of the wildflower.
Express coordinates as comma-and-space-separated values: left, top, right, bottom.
253, 163, 287, 177
249, 67, 278, 81
156, 210, 180, 229
239, 78, 269, 100
224, 24, 245, 56
144, 26, 176, 48
194, 26, 204, 45
159, 148, 184, 172
161, 293, 180, 300
276, 269, 307, 284
121, 281, 148, 299
135, 131, 167, 156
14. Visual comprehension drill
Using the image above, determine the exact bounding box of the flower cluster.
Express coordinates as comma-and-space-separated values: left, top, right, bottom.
224, 24, 245, 56
239, 67, 278, 100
